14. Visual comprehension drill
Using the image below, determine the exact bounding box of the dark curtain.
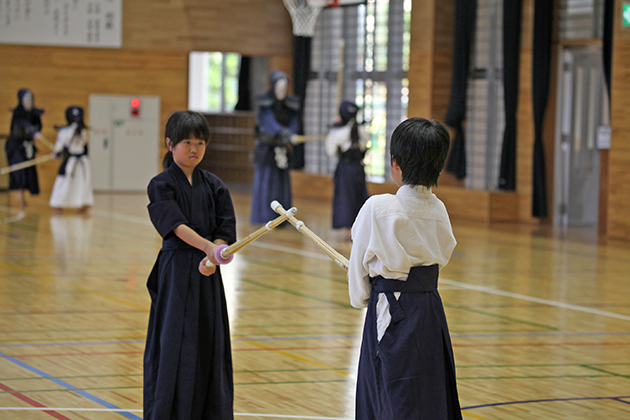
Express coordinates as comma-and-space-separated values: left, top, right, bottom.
444, 0, 477, 179
603, 0, 614, 99
498, 0, 522, 191
291, 36, 312, 170
531, 0, 554, 218
235, 56, 251, 111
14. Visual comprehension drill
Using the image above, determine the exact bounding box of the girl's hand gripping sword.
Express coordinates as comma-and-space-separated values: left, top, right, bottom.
206, 206, 298, 266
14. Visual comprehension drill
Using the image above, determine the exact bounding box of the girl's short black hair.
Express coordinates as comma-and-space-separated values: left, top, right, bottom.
162, 111, 210, 169
389, 117, 450, 187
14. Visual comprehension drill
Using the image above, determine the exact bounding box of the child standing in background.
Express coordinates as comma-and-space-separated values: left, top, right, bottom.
250, 70, 300, 224
325, 101, 369, 242
144, 111, 237, 420
347, 117, 462, 420
49, 106, 93, 213
5, 88, 44, 209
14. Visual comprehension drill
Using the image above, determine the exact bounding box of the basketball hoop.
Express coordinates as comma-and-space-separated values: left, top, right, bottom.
283, 0, 363, 36
283, 0, 326, 37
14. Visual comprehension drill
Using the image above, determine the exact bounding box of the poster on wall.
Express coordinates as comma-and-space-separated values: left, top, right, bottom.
0, 0, 122, 48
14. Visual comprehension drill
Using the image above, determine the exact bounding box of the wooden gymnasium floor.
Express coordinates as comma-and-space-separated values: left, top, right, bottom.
0, 187, 629, 420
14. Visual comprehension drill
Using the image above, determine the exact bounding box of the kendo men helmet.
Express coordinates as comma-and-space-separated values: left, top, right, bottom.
65, 106, 84, 125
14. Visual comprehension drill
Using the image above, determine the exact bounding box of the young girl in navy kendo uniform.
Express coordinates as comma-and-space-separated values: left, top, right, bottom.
325, 101, 369, 242
5, 88, 44, 209
143, 110, 237, 420
49, 106, 94, 213
250, 70, 300, 224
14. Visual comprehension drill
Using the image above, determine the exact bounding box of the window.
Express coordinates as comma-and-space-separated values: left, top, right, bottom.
188, 52, 241, 113
464, 0, 606, 191
465, 0, 504, 190
303, 0, 411, 182
560, 0, 604, 40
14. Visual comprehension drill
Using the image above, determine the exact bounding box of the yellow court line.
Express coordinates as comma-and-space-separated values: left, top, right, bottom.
244, 340, 349, 376
0, 260, 149, 311
462, 410, 492, 420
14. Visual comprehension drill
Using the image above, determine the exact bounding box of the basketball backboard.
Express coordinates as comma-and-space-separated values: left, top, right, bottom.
307, 0, 366, 7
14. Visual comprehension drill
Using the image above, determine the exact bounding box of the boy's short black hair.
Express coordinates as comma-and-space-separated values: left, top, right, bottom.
389, 117, 450, 187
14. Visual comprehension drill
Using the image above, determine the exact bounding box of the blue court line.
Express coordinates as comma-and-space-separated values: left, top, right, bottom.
462, 395, 630, 410
0, 340, 145, 348
0, 350, 141, 420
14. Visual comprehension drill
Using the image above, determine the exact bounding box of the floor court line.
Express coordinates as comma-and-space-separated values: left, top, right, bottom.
0, 382, 72, 420
462, 395, 630, 410
0, 350, 141, 420
0, 407, 354, 419
3, 331, 630, 350
0, 205, 26, 224
0, 406, 490, 420
440, 279, 630, 322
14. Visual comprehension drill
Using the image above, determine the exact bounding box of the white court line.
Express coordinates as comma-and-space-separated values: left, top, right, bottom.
0, 205, 25, 224
440, 278, 630, 322
92, 209, 630, 322
0, 407, 352, 419
249, 241, 330, 261
90, 209, 152, 226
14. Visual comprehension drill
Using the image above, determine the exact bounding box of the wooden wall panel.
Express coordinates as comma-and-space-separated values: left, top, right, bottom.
408, 0, 458, 188
0, 0, 294, 197
516, 0, 535, 222
122, 0, 292, 55
432, 1, 456, 121
407, 0, 454, 121
609, 5, 630, 241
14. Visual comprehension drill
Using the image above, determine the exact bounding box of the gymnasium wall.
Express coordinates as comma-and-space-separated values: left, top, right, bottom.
406, 0, 558, 226
609, 3, 630, 241
0, 0, 293, 194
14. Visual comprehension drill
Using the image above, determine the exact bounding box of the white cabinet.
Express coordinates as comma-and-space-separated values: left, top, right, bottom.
89, 94, 160, 191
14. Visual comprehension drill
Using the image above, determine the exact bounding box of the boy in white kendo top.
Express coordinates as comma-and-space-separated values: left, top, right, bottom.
348, 117, 462, 420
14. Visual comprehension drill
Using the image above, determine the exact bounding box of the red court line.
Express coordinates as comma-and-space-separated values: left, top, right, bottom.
0, 382, 72, 420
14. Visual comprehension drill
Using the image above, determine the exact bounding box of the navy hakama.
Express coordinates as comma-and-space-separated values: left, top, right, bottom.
332, 155, 368, 229
5, 113, 42, 195
250, 147, 292, 224
144, 164, 236, 420
356, 265, 462, 420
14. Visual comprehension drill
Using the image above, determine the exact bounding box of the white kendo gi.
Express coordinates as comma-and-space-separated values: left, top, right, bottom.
348, 184, 462, 420
49, 123, 94, 209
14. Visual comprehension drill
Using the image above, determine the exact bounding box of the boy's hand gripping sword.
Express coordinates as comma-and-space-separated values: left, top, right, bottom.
206, 206, 298, 266
271, 201, 349, 271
